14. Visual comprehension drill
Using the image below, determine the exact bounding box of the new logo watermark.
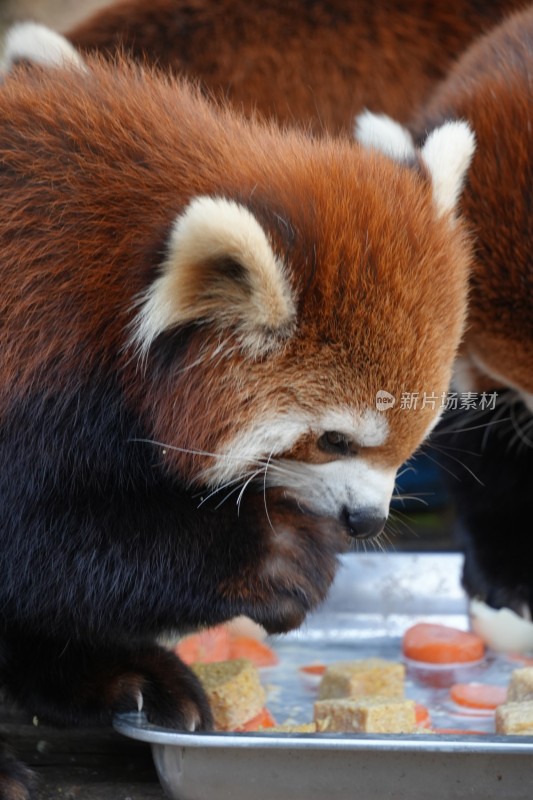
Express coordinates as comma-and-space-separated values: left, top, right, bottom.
375, 390, 396, 411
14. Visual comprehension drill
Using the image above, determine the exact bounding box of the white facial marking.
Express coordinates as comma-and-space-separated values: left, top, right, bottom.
204, 407, 389, 485
354, 111, 416, 162
265, 458, 396, 520
320, 407, 389, 448
1, 23, 86, 73
203, 413, 308, 486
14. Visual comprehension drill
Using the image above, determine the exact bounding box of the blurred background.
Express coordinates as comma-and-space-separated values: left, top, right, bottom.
0, 0, 111, 33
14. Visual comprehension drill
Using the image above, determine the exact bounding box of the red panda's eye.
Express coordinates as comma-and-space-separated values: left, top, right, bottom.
317, 431, 355, 456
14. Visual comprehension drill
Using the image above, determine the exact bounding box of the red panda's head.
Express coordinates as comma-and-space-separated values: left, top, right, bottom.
0, 48, 473, 632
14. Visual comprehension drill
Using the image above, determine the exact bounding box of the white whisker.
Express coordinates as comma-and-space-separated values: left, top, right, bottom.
427, 441, 482, 458
424, 442, 484, 486
129, 437, 267, 468
388, 508, 419, 539
392, 494, 430, 507
196, 472, 254, 507
509, 400, 533, 451
396, 465, 417, 480
380, 529, 396, 552
262, 450, 276, 534
236, 467, 265, 514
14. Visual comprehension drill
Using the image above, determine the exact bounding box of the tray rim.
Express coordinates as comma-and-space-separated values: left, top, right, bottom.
114, 712, 533, 755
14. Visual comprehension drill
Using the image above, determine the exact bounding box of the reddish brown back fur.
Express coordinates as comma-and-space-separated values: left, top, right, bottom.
66, 0, 523, 132
412, 7, 533, 395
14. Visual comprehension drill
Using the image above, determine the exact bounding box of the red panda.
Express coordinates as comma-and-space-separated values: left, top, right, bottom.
356, 7, 533, 616
3, 0, 523, 132
411, 9, 533, 406
0, 51, 474, 797
413, 6, 533, 620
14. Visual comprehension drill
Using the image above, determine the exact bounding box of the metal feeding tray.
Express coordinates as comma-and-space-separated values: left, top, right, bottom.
114, 553, 533, 800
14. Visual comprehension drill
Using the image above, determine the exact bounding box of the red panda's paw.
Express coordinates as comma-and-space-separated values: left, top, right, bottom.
0, 743, 36, 800
220, 490, 349, 635
2, 637, 213, 733
105, 646, 213, 731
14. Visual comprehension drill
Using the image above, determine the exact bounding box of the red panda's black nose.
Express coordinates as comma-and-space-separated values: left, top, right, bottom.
342, 508, 386, 539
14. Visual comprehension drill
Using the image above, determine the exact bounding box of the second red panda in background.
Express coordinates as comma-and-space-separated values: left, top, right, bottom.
414, 6, 533, 620
3, 0, 523, 132
0, 45, 474, 795
356, 6, 533, 617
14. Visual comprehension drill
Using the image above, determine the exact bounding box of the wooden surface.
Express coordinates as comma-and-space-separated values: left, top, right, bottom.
0, 701, 166, 800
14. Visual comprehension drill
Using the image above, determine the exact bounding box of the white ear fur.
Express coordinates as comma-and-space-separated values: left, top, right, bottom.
1, 22, 86, 73
354, 110, 416, 162
354, 112, 475, 219
132, 196, 297, 358
420, 121, 476, 218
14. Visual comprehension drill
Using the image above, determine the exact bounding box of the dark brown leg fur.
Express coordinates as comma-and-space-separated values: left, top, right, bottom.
0, 744, 36, 800
0, 633, 212, 731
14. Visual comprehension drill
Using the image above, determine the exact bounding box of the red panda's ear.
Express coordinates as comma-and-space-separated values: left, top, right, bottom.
132, 196, 297, 359
354, 111, 417, 162
354, 111, 475, 220
419, 122, 476, 218
1, 23, 86, 74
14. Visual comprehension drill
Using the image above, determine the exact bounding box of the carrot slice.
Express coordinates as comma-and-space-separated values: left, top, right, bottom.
415, 703, 431, 728
175, 628, 278, 666
228, 635, 279, 667
299, 664, 327, 676
450, 683, 507, 710
403, 623, 485, 664
175, 625, 231, 664
234, 707, 277, 731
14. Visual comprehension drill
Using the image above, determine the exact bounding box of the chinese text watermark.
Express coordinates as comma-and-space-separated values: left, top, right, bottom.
376, 391, 498, 412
